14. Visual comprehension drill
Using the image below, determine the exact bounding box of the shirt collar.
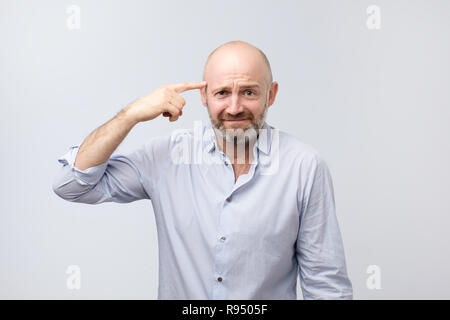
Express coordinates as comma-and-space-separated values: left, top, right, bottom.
202, 121, 273, 155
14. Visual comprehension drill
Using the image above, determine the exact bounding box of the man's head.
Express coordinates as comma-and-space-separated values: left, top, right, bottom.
200, 41, 279, 144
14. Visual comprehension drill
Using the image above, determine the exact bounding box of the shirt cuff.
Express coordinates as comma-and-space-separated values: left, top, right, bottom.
57, 146, 108, 186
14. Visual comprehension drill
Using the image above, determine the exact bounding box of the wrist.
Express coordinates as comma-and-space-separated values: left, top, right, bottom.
118, 106, 140, 127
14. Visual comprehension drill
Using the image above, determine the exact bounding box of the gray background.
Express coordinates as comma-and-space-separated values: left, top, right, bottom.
1, 0, 449, 299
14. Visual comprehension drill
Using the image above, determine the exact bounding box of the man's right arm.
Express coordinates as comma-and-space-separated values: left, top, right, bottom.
73, 108, 138, 171
52, 81, 207, 204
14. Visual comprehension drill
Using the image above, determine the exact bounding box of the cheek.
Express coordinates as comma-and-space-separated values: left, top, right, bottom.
246, 101, 265, 113
208, 99, 227, 114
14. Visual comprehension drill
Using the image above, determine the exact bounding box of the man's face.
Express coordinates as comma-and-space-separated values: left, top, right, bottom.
201, 48, 278, 144
204, 77, 269, 144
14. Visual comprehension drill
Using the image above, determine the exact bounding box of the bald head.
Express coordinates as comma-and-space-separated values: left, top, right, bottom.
202, 41, 273, 89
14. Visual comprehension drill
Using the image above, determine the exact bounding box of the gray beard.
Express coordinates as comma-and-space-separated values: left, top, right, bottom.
213, 120, 260, 145
208, 101, 268, 145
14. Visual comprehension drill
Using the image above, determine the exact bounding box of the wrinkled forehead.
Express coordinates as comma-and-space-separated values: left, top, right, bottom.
207, 77, 262, 92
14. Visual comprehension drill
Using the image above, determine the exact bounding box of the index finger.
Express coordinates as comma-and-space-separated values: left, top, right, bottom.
170, 81, 207, 93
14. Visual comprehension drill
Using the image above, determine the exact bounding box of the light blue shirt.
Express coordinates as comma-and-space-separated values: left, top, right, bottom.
52, 120, 353, 300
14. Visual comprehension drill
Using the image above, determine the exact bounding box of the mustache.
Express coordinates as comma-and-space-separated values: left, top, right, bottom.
221, 116, 253, 121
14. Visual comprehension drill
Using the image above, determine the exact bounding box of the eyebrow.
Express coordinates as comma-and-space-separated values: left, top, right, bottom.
211, 84, 261, 92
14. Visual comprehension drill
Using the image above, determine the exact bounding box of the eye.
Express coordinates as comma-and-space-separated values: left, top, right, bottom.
216, 90, 227, 96
244, 90, 254, 96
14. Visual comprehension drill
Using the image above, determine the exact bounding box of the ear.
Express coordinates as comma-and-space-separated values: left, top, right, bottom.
200, 86, 207, 107
267, 81, 279, 107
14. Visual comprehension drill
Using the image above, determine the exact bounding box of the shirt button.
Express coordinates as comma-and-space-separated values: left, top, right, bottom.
217, 277, 223, 282
226, 197, 232, 202
220, 236, 226, 242
224, 161, 228, 166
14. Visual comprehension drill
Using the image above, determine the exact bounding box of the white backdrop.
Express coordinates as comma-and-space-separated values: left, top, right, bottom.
1, 0, 449, 299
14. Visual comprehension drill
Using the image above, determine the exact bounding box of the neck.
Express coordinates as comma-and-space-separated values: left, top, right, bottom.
216, 133, 259, 165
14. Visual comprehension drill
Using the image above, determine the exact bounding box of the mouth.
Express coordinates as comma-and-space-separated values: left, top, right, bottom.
224, 119, 250, 123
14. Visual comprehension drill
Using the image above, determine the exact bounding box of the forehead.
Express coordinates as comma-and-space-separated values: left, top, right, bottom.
209, 77, 261, 91
205, 49, 268, 89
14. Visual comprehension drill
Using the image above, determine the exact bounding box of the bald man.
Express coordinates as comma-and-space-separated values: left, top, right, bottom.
53, 40, 353, 300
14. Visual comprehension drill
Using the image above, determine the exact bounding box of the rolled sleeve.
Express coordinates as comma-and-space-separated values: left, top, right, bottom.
57, 146, 108, 186
296, 154, 353, 300
52, 143, 153, 205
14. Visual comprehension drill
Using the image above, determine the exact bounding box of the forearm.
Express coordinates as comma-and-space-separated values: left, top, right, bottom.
74, 107, 138, 171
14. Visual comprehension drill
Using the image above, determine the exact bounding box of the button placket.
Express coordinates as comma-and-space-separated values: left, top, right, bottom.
213, 192, 229, 298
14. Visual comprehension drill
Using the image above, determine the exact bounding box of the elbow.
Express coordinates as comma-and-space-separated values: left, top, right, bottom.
52, 171, 86, 202
52, 172, 102, 204
52, 177, 71, 201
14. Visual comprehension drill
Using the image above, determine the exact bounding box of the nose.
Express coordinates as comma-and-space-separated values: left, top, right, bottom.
225, 95, 244, 116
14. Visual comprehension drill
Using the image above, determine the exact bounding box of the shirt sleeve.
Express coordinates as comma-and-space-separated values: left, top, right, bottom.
296, 153, 353, 300
52, 137, 168, 204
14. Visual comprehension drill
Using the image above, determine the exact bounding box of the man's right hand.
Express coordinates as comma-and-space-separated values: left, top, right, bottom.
124, 81, 207, 123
